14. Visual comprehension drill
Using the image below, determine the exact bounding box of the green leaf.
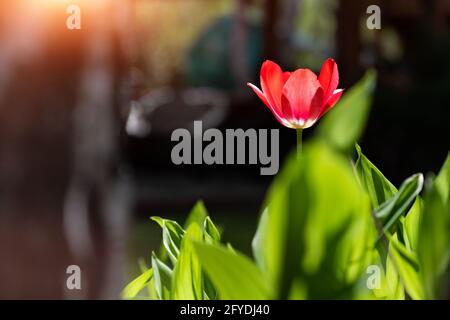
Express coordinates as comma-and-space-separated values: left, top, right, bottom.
138, 258, 157, 298
255, 150, 307, 298
203, 216, 221, 243
355, 145, 427, 298
151, 217, 185, 265
201, 217, 221, 299
193, 242, 272, 299
252, 207, 268, 271
402, 198, 422, 252
355, 145, 423, 251
151, 252, 173, 300
172, 224, 203, 300
317, 70, 376, 152
121, 268, 153, 299
255, 141, 373, 299
355, 144, 397, 207
374, 173, 424, 237
388, 234, 424, 300
385, 254, 406, 300
184, 200, 208, 229
435, 153, 450, 205
418, 171, 450, 299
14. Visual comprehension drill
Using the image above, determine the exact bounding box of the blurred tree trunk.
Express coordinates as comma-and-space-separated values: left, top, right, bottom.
263, 0, 300, 67
336, 0, 363, 86
263, 0, 281, 61
279, 0, 302, 67
231, 0, 250, 86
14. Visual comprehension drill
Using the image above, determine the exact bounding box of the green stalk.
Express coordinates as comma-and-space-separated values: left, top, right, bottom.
296, 128, 303, 159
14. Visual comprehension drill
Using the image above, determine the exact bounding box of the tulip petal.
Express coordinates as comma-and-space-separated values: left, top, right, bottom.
318, 58, 339, 99
282, 71, 291, 83
247, 82, 269, 106
260, 60, 287, 114
318, 89, 344, 118
247, 82, 291, 127
308, 88, 324, 126
281, 69, 323, 127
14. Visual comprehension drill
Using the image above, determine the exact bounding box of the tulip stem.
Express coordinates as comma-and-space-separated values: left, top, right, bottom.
296, 128, 303, 159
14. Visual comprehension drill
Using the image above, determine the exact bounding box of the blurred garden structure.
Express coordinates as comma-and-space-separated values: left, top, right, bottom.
0, 0, 449, 299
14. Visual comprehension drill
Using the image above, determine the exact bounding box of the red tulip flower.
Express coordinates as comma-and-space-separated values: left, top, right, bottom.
247, 58, 343, 130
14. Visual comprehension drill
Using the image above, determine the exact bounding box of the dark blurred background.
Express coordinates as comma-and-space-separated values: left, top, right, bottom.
0, 0, 449, 299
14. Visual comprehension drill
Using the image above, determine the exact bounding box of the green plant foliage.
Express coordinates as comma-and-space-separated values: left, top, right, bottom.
124, 146, 449, 300
184, 200, 208, 229
193, 242, 272, 299
418, 154, 450, 299
122, 268, 153, 299
355, 144, 397, 207
355, 145, 426, 299
374, 173, 423, 239
251, 207, 269, 272
435, 153, 450, 204
172, 224, 204, 299
151, 217, 185, 264
317, 70, 377, 153
355, 145, 422, 250
204, 216, 221, 243
151, 252, 172, 300
388, 234, 424, 299
253, 142, 373, 299
123, 201, 227, 300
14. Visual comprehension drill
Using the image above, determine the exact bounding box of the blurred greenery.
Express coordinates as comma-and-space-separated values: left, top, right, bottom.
295, 0, 337, 68
136, 0, 233, 87
254, 141, 373, 299
418, 155, 450, 299
187, 16, 263, 89
317, 70, 376, 153
194, 242, 271, 299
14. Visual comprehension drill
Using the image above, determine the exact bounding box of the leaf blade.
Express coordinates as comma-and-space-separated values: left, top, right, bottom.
193, 242, 272, 300
121, 268, 153, 299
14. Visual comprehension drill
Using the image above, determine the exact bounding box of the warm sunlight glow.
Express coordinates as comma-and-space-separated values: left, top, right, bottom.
19, 0, 109, 15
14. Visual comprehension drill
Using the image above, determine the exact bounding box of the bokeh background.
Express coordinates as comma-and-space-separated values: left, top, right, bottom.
0, 0, 449, 299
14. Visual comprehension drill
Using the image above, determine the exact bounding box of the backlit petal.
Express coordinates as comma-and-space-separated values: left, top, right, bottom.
281, 69, 323, 123
282, 71, 291, 83
318, 58, 339, 99
260, 60, 286, 113
318, 89, 344, 118
247, 82, 291, 127
247, 82, 269, 107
